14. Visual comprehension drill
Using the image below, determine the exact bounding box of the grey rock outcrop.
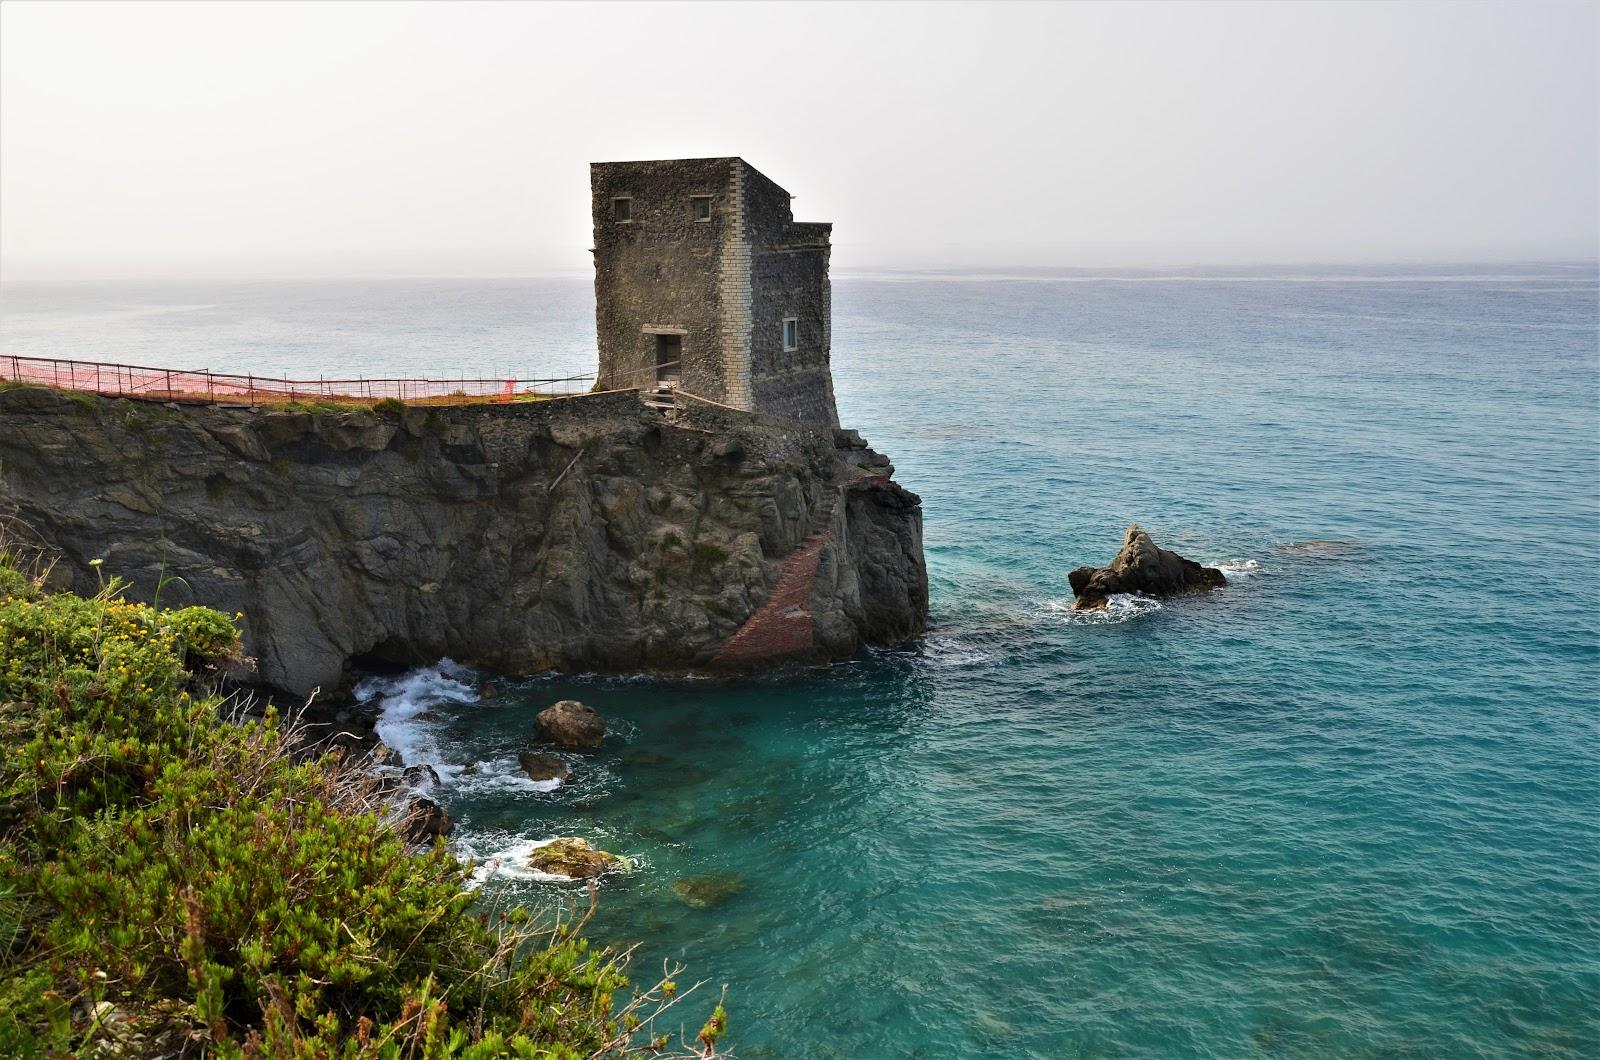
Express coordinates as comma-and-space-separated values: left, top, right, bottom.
0, 387, 927, 694
1068, 524, 1226, 610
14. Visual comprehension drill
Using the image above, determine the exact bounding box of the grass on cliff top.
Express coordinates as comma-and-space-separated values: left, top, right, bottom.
0, 553, 726, 1058
0, 381, 559, 412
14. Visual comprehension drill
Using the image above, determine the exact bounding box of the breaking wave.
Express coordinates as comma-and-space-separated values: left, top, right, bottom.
458, 834, 636, 888
1043, 593, 1164, 624
355, 661, 573, 796
462, 835, 570, 885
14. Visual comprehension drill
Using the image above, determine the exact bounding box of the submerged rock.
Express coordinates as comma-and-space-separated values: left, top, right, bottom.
1279, 539, 1361, 560
518, 751, 571, 784
671, 873, 746, 909
619, 749, 673, 767
536, 700, 606, 749
527, 837, 625, 879
1068, 524, 1226, 610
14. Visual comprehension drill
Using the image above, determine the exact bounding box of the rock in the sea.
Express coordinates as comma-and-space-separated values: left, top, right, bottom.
527, 837, 625, 879
518, 751, 572, 784
1068, 524, 1226, 610
536, 700, 606, 749
401, 763, 441, 791
399, 796, 452, 843
671, 873, 746, 909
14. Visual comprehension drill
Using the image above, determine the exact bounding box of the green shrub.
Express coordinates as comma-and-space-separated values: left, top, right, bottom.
0, 570, 723, 1056
0, 562, 29, 600
162, 605, 242, 667
373, 398, 407, 417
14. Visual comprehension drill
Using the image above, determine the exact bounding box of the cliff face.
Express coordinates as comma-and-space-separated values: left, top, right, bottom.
0, 387, 926, 696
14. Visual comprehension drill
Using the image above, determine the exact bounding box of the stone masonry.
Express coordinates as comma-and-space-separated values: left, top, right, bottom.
591, 157, 839, 427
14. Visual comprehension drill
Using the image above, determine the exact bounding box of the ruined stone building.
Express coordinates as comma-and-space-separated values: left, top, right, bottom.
590, 157, 839, 427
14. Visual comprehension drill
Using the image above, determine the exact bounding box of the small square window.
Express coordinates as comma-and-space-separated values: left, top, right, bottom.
691, 196, 712, 221
612, 197, 632, 222
782, 318, 798, 351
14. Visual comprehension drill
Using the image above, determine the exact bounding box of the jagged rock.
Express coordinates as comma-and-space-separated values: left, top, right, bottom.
833, 428, 868, 450
1068, 524, 1226, 610
671, 873, 746, 908
0, 387, 927, 694
370, 742, 403, 767
402, 764, 441, 791
527, 837, 624, 879
399, 796, 451, 843
847, 449, 894, 476
535, 700, 606, 749
518, 751, 571, 784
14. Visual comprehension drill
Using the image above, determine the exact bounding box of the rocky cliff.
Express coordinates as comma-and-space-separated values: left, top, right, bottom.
0, 386, 926, 696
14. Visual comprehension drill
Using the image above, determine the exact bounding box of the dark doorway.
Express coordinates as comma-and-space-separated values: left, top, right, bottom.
655, 334, 682, 385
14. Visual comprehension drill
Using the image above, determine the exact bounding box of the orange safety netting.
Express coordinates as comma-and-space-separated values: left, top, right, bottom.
0, 355, 597, 406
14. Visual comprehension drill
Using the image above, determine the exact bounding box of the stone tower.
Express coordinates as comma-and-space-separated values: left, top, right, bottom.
590, 157, 839, 427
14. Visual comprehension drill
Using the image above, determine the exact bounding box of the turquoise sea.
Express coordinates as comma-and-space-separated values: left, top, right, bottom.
3, 265, 1597, 1057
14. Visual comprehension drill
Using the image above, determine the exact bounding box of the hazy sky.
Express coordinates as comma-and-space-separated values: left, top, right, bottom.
1, 0, 1595, 279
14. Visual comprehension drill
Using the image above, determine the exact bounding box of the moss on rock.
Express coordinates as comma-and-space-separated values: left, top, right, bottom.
528, 838, 627, 880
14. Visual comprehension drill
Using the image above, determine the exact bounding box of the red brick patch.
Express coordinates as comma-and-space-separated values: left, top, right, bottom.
710, 500, 836, 668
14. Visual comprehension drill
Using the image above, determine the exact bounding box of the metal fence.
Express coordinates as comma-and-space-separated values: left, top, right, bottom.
0, 354, 600, 406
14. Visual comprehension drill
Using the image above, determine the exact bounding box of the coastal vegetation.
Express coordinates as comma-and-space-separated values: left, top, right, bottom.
0, 546, 725, 1057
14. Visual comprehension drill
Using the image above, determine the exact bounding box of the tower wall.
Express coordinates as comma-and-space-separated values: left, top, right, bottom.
591, 157, 838, 427
591, 158, 735, 402
741, 162, 838, 427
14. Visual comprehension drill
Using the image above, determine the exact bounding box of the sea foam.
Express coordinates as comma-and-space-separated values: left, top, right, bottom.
459, 834, 637, 888
356, 662, 584, 798
356, 660, 480, 787
1044, 593, 1164, 624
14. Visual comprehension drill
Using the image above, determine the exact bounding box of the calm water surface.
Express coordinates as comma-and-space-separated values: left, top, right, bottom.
4, 266, 1597, 1057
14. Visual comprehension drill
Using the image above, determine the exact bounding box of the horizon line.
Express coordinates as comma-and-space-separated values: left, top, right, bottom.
1, 259, 1596, 286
